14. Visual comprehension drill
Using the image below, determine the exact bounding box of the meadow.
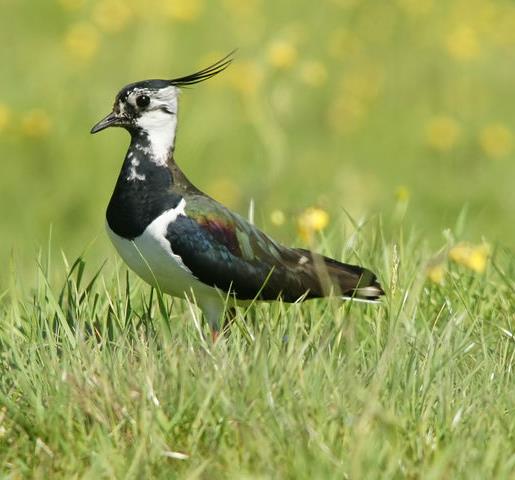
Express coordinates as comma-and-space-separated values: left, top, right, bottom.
0, 0, 514, 478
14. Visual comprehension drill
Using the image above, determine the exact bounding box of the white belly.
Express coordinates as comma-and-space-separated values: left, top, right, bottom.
105, 204, 218, 302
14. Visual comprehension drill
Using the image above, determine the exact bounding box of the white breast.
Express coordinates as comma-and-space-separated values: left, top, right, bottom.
105, 199, 217, 301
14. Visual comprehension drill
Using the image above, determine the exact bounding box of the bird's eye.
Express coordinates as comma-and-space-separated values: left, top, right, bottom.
136, 95, 150, 108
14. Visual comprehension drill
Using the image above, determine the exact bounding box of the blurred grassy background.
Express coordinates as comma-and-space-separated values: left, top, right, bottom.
1, 0, 514, 284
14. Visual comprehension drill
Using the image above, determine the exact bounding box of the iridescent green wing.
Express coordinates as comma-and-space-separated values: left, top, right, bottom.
165, 194, 310, 300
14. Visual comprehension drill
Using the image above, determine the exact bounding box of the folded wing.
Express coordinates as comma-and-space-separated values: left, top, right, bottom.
166, 195, 383, 302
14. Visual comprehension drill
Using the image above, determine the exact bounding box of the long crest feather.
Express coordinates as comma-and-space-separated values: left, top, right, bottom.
168, 50, 236, 87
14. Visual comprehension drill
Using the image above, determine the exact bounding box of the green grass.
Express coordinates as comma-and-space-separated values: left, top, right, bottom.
1, 223, 513, 479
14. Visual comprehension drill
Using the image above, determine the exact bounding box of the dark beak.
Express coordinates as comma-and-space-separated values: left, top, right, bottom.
90, 111, 121, 134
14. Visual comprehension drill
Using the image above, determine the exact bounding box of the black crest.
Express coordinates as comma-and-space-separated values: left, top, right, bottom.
115, 51, 236, 102
168, 50, 236, 87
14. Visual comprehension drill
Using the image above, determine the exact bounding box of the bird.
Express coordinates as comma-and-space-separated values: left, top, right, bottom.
91, 52, 384, 337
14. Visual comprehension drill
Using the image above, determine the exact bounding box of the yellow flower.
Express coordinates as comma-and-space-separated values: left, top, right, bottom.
479, 124, 512, 159
446, 25, 481, 61
467, 247, 489, 273
394, 185, 410, 202
300, 61, 328, 87
270, 209, 285, 226
425, 116, 461, 152
427, 263, 445, 284
64, 22, 100, 62
449, 242, 490, 273
161, 0, 203, 22
267, 40, 298, 69
93, 0, 132, 33
297, 207, 329, 241
21, 109, 52, 138
0, 104, 11, 133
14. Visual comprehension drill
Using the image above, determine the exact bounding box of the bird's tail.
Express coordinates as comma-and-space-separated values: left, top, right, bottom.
295, 248, 384, 302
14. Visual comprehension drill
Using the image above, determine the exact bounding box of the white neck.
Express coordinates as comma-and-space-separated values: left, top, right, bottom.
138, 111, 177, 166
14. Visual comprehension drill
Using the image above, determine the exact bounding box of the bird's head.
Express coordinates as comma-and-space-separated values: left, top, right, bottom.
90, 52, 234, 136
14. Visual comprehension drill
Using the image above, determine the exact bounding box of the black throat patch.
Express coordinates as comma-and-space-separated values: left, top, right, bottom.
106, 131, 182, 239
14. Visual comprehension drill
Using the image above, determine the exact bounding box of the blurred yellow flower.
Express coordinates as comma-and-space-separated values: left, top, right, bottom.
227, 61, 264, 95
267, 40, 298, 69
425, 116, 461, 152
58, 0, 85, 11
395, 185, 410, 202
397, 0, 433, 16
427, 263, 445, 284
162, 0, 203, 22
446, 25, 481, 61
93, 0, 132, 33
0, 104, 11, 133
449, 242, 490, 273
300, 61, 328, 87
297, 207, 329, 241
479, 124, 512, 158
270, 209, 285, 226
64, 22, 100, 62
21, 109, 52, 138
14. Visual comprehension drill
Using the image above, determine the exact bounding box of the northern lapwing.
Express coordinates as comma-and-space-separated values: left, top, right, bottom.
91, 53, 384, 336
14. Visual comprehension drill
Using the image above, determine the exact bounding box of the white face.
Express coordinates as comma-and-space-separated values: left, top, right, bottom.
121, 86, 180, 165
120, 86, 179, 124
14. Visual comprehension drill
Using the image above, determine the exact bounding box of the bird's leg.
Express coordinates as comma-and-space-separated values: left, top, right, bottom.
199, 297, 225, 343
199, 295, 241, 342
209, 307, 237, 342
211, 329, 220, 343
